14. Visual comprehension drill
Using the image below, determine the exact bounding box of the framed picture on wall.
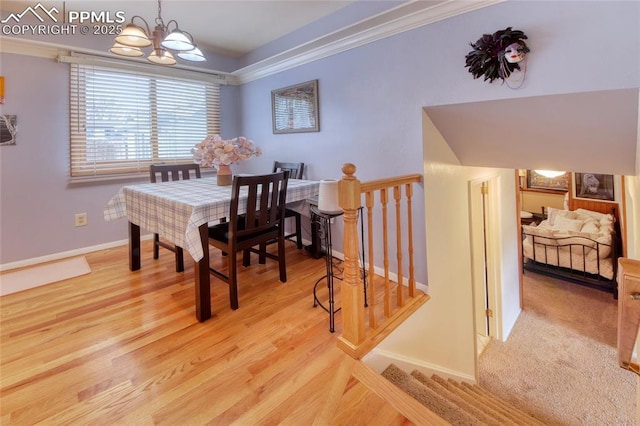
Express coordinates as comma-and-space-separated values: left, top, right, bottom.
0, 114, 16, 146
574, 172, 615, 201
525, 170, 569, 192
271, 80, 319, 134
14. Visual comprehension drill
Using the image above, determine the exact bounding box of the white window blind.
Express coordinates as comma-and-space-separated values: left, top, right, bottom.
69, 63, 220, 178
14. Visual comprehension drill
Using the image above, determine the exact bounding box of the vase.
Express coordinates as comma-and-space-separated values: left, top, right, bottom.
216, 164, 232, 186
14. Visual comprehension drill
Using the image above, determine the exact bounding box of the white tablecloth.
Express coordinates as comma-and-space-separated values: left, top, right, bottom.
104, 177, 320, 261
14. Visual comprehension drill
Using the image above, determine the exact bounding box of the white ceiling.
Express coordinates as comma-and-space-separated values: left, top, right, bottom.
0, 0, 356, 57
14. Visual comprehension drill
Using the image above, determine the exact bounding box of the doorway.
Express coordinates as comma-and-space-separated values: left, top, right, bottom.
469, 176, 500, 354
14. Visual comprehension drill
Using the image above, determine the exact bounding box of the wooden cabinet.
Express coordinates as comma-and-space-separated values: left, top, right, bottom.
617, 258, 640, 373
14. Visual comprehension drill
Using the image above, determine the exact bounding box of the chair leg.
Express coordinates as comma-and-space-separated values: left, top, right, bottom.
242, 249, 251, 267
258, 243, 267, 264
229, 250, 239, 310
153, 234, 160, 259
175, 246, 185, 273
278, 237, 287, 282
295, 214, 303, 249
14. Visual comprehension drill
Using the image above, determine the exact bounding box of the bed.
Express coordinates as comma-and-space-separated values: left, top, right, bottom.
522, 204, 622, 297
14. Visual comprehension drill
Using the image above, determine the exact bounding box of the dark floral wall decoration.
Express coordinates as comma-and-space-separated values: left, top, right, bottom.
464, 27, 530, 83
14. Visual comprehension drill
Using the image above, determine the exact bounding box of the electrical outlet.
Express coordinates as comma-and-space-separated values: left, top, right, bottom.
74, 213, 87, 227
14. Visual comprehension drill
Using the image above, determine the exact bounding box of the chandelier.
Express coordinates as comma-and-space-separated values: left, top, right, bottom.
109, 0, 205, 65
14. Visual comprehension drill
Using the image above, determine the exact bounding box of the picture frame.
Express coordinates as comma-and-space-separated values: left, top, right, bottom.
525, 170, 569, 192
0, 114, 17, 146
574, 172, 615, 201
271, 80, 319, 134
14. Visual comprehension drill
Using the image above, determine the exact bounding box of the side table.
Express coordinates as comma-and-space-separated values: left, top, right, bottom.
310, 204, 368, 332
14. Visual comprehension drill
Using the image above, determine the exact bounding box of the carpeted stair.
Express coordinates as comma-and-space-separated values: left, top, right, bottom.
381, 364, 546, 425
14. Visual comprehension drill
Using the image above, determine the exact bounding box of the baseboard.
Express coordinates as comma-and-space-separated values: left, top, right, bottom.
0, 234, 153, 272
363, 348, 476, 385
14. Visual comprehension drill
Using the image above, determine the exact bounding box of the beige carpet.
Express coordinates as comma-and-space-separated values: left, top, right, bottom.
381, 363, 545, 425
478, 272, 635, 425
0, 257, 91, 296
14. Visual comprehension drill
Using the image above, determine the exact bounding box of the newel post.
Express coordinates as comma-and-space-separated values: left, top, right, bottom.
338, 163, 366, 353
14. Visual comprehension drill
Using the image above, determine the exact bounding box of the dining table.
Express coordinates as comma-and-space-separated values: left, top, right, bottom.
104, 176, 321, 322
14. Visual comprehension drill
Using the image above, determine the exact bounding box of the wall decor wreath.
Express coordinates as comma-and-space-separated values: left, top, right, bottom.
464, 27, 530, 83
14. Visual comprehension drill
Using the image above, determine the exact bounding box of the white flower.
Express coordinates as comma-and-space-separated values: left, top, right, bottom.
193, 134, 261, 168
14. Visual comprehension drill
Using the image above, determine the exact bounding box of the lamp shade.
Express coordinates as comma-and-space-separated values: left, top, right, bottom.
318, 180, 341, 213
177, 47, 206, 62
109, 42, 144, 57
115, 23, 152, 47
161, 30, 195, 51
147, 49, 176, 65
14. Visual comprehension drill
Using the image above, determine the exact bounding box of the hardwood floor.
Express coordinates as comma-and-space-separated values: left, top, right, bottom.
1, 240, 439, 425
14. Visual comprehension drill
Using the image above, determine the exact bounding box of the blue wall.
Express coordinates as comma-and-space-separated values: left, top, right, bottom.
1, 0, 638, 272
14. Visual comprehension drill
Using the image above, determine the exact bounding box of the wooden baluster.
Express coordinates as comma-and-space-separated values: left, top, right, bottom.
366, 191, 377, 329
406, 183, 416, 297
380, 187, 391, 317
394, 185, 404, 307
337, 163, 366, 353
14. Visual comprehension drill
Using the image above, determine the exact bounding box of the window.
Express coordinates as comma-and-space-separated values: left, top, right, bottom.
70, 63, 220, 178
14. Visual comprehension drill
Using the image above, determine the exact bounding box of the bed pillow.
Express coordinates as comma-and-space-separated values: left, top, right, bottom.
585, 233, 613, 260
522, 224, 557, 246
576, 208, 614, 225
600, 215, 614, 228
553, 216, 584, 232
575, 208, 609, 221
546, 207, 576, 226
580, 219, 600, 234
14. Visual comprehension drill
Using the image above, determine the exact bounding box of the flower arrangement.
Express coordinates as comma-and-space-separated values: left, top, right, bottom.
193, 134, 262, 168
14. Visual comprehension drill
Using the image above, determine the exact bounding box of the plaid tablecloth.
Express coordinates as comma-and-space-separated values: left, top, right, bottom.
104, 177, 320, 261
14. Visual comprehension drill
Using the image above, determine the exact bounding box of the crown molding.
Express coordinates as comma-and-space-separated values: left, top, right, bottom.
231, 0, 505, 84
1, 0, 504, 86
0, 36, 233, 83
0, 36, 63, 58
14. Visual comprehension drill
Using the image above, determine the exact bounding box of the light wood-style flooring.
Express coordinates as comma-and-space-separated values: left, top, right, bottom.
1, 240, 441, 425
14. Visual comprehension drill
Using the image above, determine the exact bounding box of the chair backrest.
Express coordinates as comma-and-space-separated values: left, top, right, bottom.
150, 164, 201, 183
273, 161, 304, 180
229, 171, 290, 244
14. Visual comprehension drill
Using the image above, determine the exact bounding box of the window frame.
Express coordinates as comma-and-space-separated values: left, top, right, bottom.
69, 62, 221, 180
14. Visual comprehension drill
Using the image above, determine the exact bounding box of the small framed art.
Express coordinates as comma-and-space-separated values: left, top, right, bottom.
271, 80, 319, 134
574, 172, 614, 201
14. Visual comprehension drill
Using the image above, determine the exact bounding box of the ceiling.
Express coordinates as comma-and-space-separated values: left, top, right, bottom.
424, 89, 639, 176
0, 0, 356, 57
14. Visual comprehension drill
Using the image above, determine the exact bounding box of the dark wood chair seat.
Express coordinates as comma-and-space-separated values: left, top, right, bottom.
208, 171, 289, 310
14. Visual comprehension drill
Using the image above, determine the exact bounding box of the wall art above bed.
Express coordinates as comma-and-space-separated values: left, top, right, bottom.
525, 170, 569, 192
574, 172, 614, 201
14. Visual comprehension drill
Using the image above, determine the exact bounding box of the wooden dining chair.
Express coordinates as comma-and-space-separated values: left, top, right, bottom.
149, 163, 201, 272
273, 161, 305, 249
208, 171, 289, 310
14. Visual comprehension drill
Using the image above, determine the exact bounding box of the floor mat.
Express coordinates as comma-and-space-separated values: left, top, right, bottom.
0, 257, 91, 296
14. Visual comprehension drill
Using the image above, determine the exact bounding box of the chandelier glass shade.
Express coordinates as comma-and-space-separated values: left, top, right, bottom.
109, 42, 144, 57
110, 0, 205, 65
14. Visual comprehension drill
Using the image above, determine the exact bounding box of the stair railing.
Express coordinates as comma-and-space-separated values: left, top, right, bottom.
337, 163, 428, 359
